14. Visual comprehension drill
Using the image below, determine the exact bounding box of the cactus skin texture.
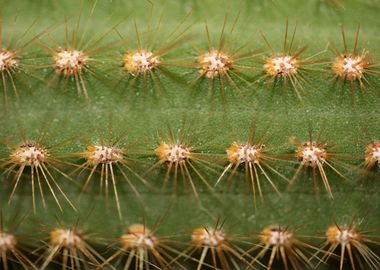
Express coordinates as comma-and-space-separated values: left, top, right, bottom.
0, 0, 379, 269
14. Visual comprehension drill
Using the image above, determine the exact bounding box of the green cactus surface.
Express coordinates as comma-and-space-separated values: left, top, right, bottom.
0, 0, 379, 269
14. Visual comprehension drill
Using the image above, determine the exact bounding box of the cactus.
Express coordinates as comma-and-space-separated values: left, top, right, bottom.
0, 0, 379, 269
